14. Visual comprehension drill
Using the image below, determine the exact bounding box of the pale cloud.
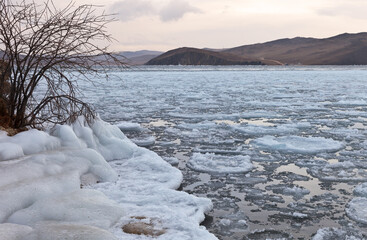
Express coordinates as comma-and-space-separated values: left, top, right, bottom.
159, 0, 202, 22
104, 0, 367, 51
109, 0, 155, 21
110, 0, 202, 22
317, 2, 367, 19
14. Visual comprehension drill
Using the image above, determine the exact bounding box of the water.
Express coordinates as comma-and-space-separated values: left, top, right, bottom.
81, 65, 367, 239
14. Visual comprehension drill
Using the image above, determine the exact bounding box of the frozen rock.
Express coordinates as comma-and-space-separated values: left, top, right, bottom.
188, 153, 254, 174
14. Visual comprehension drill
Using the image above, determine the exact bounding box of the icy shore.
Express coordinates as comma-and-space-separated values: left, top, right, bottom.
0, 118, 216, 240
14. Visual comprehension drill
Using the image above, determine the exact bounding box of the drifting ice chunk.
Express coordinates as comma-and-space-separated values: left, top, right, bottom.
163, 157, 180, 166
115, 122, 145, 132
312, 227, 365, 240
354, 183, 367, 197
266, 184, 310, 199
131, 136, 155, 147
232, 122, 311, 136
188, 153, 254, 174
309, 161, 367, 182
252, 136, 344, 154
346, 197, 367, 224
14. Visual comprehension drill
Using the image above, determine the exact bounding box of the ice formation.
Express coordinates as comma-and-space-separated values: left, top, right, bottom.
252, 135, 344, 154
0, 118, 216, 240
346, 197, 367, 224
354, 183, 367, 197
312, 227, 365, 240
188, 153, 254, 174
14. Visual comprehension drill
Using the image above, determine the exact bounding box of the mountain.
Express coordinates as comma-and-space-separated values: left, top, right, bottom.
119, 50, 163, 59
147, 32, 367, 65
146, 47, 268, 65
224, 32, 367, 65
117, 50, 163, 65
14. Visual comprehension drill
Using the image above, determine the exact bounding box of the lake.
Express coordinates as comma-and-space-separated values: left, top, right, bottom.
81, 65, 367, 239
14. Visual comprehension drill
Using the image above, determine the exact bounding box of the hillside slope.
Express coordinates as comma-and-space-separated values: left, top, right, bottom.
224, 32, 367, 65
146, 47, 267, 65
147, 32, 367, 65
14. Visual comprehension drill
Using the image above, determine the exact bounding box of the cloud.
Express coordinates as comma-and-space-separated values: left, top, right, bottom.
317, 3, 367, 19
158, 0, 202, 22
110, 0, 202, 22
109, 0, 155, 22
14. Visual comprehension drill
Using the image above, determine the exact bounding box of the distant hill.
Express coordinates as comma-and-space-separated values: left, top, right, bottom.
117, 50, 162, 65
146, 47, 268, 65
224, 32, 367, 65
147, 32, 367, 65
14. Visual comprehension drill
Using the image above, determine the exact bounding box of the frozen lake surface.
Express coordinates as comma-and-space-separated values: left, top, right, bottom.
82, 66, 367, 239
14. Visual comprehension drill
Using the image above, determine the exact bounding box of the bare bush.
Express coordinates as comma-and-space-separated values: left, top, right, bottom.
0, 0, 125, 129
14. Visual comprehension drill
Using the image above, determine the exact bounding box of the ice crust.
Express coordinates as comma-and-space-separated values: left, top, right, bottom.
252, 136, 344, 154
346, 197, 367, 224
354, 183, 367, 197
0, 118, 216, 239
312, 227, 365, 240
188, 153, 254, 174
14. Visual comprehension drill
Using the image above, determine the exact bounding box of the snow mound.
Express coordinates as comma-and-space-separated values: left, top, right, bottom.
8, 189, 124, 229
27, 222, 118, 240
346, 197, 367, 224
0, 223, 32, 240
0, 117, 216, 239
188, 153, 254, 174
0, 143, 24, 161
252, 135, 344, 154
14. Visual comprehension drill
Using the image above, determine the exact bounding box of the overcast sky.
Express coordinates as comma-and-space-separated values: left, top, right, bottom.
64, 0, 367, 51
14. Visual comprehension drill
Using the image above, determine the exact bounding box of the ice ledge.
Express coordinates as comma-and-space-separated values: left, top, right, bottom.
0, 117, 217, 240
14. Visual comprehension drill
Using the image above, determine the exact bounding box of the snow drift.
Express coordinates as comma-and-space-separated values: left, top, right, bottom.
0, 117, 216, 240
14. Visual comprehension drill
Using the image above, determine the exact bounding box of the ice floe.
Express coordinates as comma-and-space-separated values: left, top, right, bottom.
231, 122, 311, 136
187, 153, 254, 174
312, 227, 366, 240
252, 135, 344, 154
354, 183, 367, 197
346, 197, 367, 224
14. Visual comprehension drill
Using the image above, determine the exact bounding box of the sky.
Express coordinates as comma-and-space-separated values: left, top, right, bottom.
56, 0, 367, 51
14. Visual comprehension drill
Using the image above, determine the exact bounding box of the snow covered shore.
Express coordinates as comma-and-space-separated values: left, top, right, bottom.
0, 118, 217, 240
